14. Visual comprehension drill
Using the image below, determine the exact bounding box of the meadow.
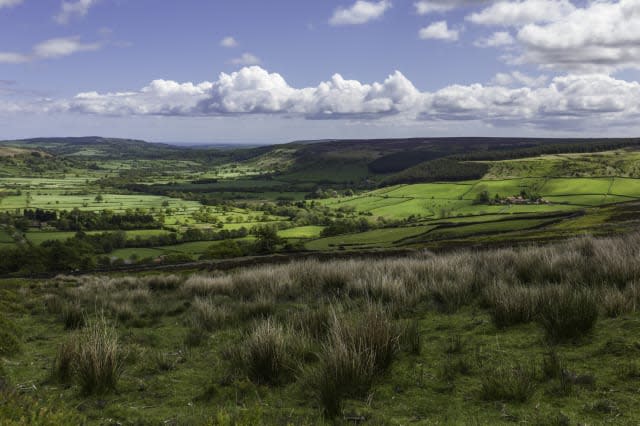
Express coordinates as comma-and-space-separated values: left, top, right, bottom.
3, 233, 640, 424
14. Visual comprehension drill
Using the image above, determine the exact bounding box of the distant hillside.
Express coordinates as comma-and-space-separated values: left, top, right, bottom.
0, 137, 269, 162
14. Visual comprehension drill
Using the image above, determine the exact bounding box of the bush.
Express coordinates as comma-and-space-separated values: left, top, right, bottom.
537, 287, 598, 342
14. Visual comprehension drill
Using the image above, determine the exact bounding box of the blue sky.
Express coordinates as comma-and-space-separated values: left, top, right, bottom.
2, 0, 640, 144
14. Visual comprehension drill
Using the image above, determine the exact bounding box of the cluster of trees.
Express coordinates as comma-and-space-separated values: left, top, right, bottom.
320, 218, 371, 237
55, 209, 159, 231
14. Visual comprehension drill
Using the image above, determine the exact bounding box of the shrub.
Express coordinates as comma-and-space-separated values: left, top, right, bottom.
74, 314, 123, 395
480, 364, 537, 402
537, 287, 598, 342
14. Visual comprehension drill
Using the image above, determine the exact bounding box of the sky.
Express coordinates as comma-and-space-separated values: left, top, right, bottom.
2, 0, 640, 144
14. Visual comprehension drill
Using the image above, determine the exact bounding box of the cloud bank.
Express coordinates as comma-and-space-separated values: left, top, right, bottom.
0, 66, 630, 133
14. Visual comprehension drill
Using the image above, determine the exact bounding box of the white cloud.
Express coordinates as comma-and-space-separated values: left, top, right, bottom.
329, 0, 391, 26
467, 0, 575, 26
55, 0, 99, 24
6, 66, 640, 133
0, 36, 102, 64
64, 66, 422, 119
475, 31, 514, 47
515, 0, 640, 72
464, 1, 640, 73
415, 0, 492, 15
419, 21, 459, 41
0, 0, 23, 9
230, 53, 262, 66
220, 36, 238, 48
33, 37, 101, 59
0, 52, 30, 64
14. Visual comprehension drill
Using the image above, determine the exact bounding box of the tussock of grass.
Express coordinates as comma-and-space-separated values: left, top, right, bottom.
235, 319, 305, 385
53, 314, 124, 395
484, 283, 540, 328
306, 304, 401, 418
480, 363, 537, 402
191, 297, 232, 332
537, 287, 598, 342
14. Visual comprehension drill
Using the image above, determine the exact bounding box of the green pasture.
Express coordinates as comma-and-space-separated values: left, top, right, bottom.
414, 217, 555, 243
109, 248, 166, 260
540, 178, 613, 196
305, 225, 435, 251
26, 229, 173, 245
278, 226, 324, 239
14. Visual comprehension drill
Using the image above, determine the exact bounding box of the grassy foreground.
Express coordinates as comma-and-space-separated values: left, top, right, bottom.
3, 234, 640, 424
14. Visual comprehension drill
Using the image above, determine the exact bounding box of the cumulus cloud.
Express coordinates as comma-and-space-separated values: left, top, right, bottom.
329, 0, 391, 26
220, 36, 238, 48
230, 53, 261, 66
0, 0, 23, 9
419, 21, 459, 41
515, 0, 640, 72
0, 36, 102, 64
4, 66, 640, 132
474, 31, 514, 47
466, 0, 640, 72
415, 0, 492, 14
66, 66, 422, 119
467, 0, 575, 26
36, 65, 639, 132
55, 0, 99, 24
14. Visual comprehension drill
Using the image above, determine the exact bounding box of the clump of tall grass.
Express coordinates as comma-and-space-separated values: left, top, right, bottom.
182, 274, 234, 297
305, 304, 401, 418
537, 286, 598, 342
484, 283, 540, 328
61, 303, 85, 330
75, 314, 123, 395
50, 338, 77, 384
480, 363, 537, 402
145, 274, 183, 292
235, 319, 306, 385
52, 314, 124, 395
190, 297, 232, 331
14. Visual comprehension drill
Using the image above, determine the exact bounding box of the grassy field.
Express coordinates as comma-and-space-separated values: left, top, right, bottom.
3, 234, 640, 423
306, 225, 435, 250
